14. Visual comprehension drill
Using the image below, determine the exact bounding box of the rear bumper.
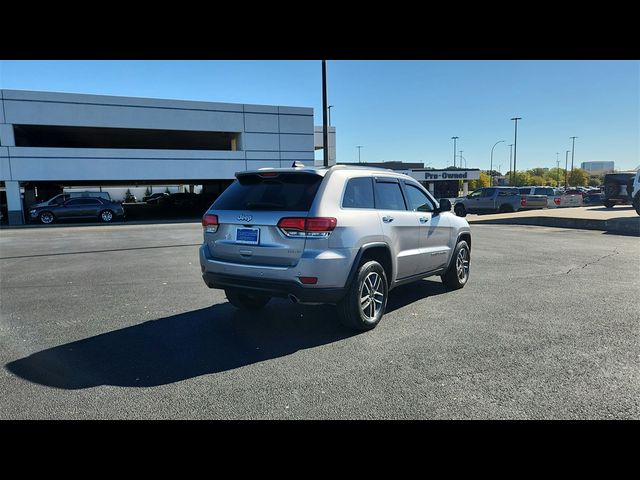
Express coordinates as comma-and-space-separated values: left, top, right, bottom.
202, 272, 347, 303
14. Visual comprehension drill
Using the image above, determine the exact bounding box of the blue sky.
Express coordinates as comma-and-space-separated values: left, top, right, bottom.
1, 60, 638, 172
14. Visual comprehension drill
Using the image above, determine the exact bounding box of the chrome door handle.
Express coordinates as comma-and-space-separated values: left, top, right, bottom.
382, 216, 394, 223
419, 217, 428, 223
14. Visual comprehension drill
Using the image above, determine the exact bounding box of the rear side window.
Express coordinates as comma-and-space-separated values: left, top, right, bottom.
534, 188, 554, 195
518, 188, 531, 195
374, 181, 407, 210
481, 188, 497, 197
212, 173, 322, 211
342, 177, 374, 209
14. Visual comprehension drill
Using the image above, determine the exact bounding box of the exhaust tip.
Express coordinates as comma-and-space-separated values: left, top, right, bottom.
288, 294, 299, 304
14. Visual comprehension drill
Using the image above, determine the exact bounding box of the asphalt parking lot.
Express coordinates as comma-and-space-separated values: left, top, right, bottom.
0, 222, 638, 419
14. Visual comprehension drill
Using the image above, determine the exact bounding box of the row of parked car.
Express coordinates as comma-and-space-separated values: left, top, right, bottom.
27, 190, 212, 224
452, 171, 640, 217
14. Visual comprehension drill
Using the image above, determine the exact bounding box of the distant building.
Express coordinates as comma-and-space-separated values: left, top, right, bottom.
581, 161, 614, 175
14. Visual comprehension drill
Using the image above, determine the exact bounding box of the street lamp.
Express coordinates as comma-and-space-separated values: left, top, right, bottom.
451, 136, 459, 167
565, 150, 570, 188
328, 105, 334, 126
322, 60, 329, 167
490, 140, 505, 186
556, 155, 560, 188
459, 150, 464, 169
570, 136, 578, 172
511, 117, 522, 185
508, 144, 514, 184
356, 145, 363, 164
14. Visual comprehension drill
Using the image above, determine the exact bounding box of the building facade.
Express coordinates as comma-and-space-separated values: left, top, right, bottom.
581, 161, 615, 175
0, 90, 315, 224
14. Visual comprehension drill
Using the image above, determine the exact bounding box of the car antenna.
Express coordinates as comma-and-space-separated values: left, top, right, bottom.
292, 161, 304, 168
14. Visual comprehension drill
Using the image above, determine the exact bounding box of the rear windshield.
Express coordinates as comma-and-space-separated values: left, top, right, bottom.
212, 173, 323, 211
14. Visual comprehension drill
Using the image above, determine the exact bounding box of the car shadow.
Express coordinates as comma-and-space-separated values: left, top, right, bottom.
6, 279, 451, 390
5, 300, 356, 390
386, 278, 449, 314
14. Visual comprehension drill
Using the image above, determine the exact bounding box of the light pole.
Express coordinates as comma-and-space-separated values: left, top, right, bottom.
511, 117, 522, 185
508, 144, 514, 185
556, 157, 560, 188
490, 140, 505, 186
459, 150, 464, 169
570, 136, 578, 172
322, 60, 329, 167
328, 105, 334, 126
565, 150, 570, 187
356, 145, 363, 164
451, 136, 459, 167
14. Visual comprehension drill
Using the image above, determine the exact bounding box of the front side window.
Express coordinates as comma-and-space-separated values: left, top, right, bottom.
481, 188, 497, 197
468, 190, 482, 198
404, 183, 434, 212
374, 181, 407, 211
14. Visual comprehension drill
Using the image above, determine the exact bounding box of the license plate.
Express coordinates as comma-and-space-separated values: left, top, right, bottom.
236, 227, 260, 245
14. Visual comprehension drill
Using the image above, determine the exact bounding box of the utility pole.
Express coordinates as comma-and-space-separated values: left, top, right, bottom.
508, 144, 514, 185
511, 117, 522, 185
322, 60, 329, 167
356, 145, 363, 163
565, 150, 570, 188
451, 136, 459, 168
570, 136, 578, 172
556, 157, 560, 188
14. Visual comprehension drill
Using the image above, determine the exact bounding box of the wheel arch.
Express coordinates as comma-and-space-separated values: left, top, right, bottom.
346, 242, 393, 289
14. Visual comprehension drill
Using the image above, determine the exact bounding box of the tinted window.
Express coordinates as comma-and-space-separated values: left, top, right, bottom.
481, 188, 497, 197
342, 177, 374, 209
374, 181, 407, 210
66, 198, 101, 205
404, 184, 434, 212
468, 190, 482, 198
534, 188, 554, 196
212, 173, 322, 211
518, 188, 531, 194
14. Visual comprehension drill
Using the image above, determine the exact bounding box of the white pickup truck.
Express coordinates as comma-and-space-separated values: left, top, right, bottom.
518, 186, 582, 208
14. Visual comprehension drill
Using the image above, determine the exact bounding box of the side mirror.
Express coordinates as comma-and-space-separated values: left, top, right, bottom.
438, 198, 452, 212
466, 194, 471, 199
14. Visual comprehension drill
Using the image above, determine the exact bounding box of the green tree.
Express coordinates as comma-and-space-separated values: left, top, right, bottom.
124, 188, 136, 203
567, 168, 589, 187
530, 175, 546, 186
469, 171, 491, 190
144, 186, 152, 197
545, 168, 565, 187
164, 187, 171, 194
511, 170, 531, 186
528, 168, 547, 178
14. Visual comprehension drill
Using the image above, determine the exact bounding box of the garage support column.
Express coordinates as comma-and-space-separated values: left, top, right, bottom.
462, 182, 469, 196
5, 181, 24, 225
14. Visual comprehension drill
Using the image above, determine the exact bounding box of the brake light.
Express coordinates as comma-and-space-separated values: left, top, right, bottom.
259, 172, 279, 178
554, 197, 561, 206
277, 217, 337, 238
202, 213, 219, 233
521, 196, 527, 206
299, 276, 318, 285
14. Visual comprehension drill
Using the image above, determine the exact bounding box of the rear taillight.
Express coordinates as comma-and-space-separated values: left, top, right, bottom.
521, 196, 527, 206
277, 217, 337, 238
554, 197, 561, 206
202, 213, 219, 233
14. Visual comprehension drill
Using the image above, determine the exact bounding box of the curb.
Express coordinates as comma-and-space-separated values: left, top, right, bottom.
468, 216, 640, 236
0, 218, 201, 230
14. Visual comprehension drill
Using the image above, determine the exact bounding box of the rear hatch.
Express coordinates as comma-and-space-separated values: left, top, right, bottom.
203, 171, 324, 267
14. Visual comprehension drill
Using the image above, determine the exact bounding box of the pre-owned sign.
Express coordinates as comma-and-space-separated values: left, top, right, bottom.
409, 170, 480, 181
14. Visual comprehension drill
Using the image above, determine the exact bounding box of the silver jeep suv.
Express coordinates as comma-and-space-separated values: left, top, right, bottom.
199, 164, 472, 330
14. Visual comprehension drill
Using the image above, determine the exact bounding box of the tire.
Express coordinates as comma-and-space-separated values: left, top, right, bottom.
498, 204, 514, 213
224, 289, 270, 310
39, 211, 55, 224
99, 209, 114, 223
337, 260, 388, 331
454, 203, 467, 217
603, 200, 615, 209
634, 194, 640, 216
441, 240, 470, 290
